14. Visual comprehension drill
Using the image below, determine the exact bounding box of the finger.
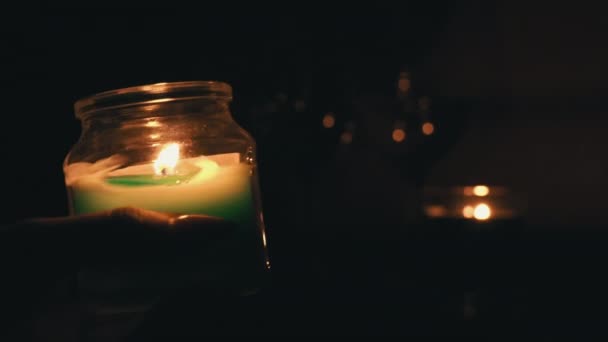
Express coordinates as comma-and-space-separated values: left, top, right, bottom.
77, 208, 237, 266
4, 207, 236, 269
22, 207, 234, 238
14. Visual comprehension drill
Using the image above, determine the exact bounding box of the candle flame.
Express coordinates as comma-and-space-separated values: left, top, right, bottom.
463, 203, 492, 220
154, 143, 180, 176
473, 203, 492, 221
472, 185, 490, 197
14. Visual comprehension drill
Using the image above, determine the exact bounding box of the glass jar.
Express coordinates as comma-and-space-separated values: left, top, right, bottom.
64, 81, 269, 301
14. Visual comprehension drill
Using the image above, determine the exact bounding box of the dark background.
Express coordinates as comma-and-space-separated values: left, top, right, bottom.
3, 1, 608, 338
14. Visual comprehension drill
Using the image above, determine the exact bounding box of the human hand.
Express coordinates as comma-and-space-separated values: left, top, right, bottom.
0, 207, 235, 340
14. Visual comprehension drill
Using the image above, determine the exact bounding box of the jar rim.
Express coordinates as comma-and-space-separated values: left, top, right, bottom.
74, 81, 233, 118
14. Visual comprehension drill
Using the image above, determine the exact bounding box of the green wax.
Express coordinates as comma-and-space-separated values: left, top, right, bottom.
105, 174, 190, 186
105, 164, 200, 186
68, 184, 254, 224
67, 163, 257, 225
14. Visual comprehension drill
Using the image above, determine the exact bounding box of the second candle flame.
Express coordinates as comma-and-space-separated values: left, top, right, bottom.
154, 143, 180, 176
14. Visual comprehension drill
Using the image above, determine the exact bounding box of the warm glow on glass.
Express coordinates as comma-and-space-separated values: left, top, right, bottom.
392, 128, 406, 142
153, 143, 180, 176
425, 205, 447, 218
340, 131, 353, 144
473, 203, 492, 220
145, 120, 161, 128
149, 134, 161, 140
142, 82, 169, 93
422, 122, 435, 135
473, 185, 490, 197
462, 205, 474, 218
322, 113, 336, 128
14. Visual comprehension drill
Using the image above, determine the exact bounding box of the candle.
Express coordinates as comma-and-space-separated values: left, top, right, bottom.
423, 185, 520, 222
65, 145, 255, 225
65, 143, 268, 293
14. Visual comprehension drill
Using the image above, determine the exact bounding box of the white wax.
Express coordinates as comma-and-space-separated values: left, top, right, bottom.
65, 153, 255, 222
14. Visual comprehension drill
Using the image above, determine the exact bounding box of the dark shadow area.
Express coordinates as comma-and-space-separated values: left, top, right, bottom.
2, 1, 608, 338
